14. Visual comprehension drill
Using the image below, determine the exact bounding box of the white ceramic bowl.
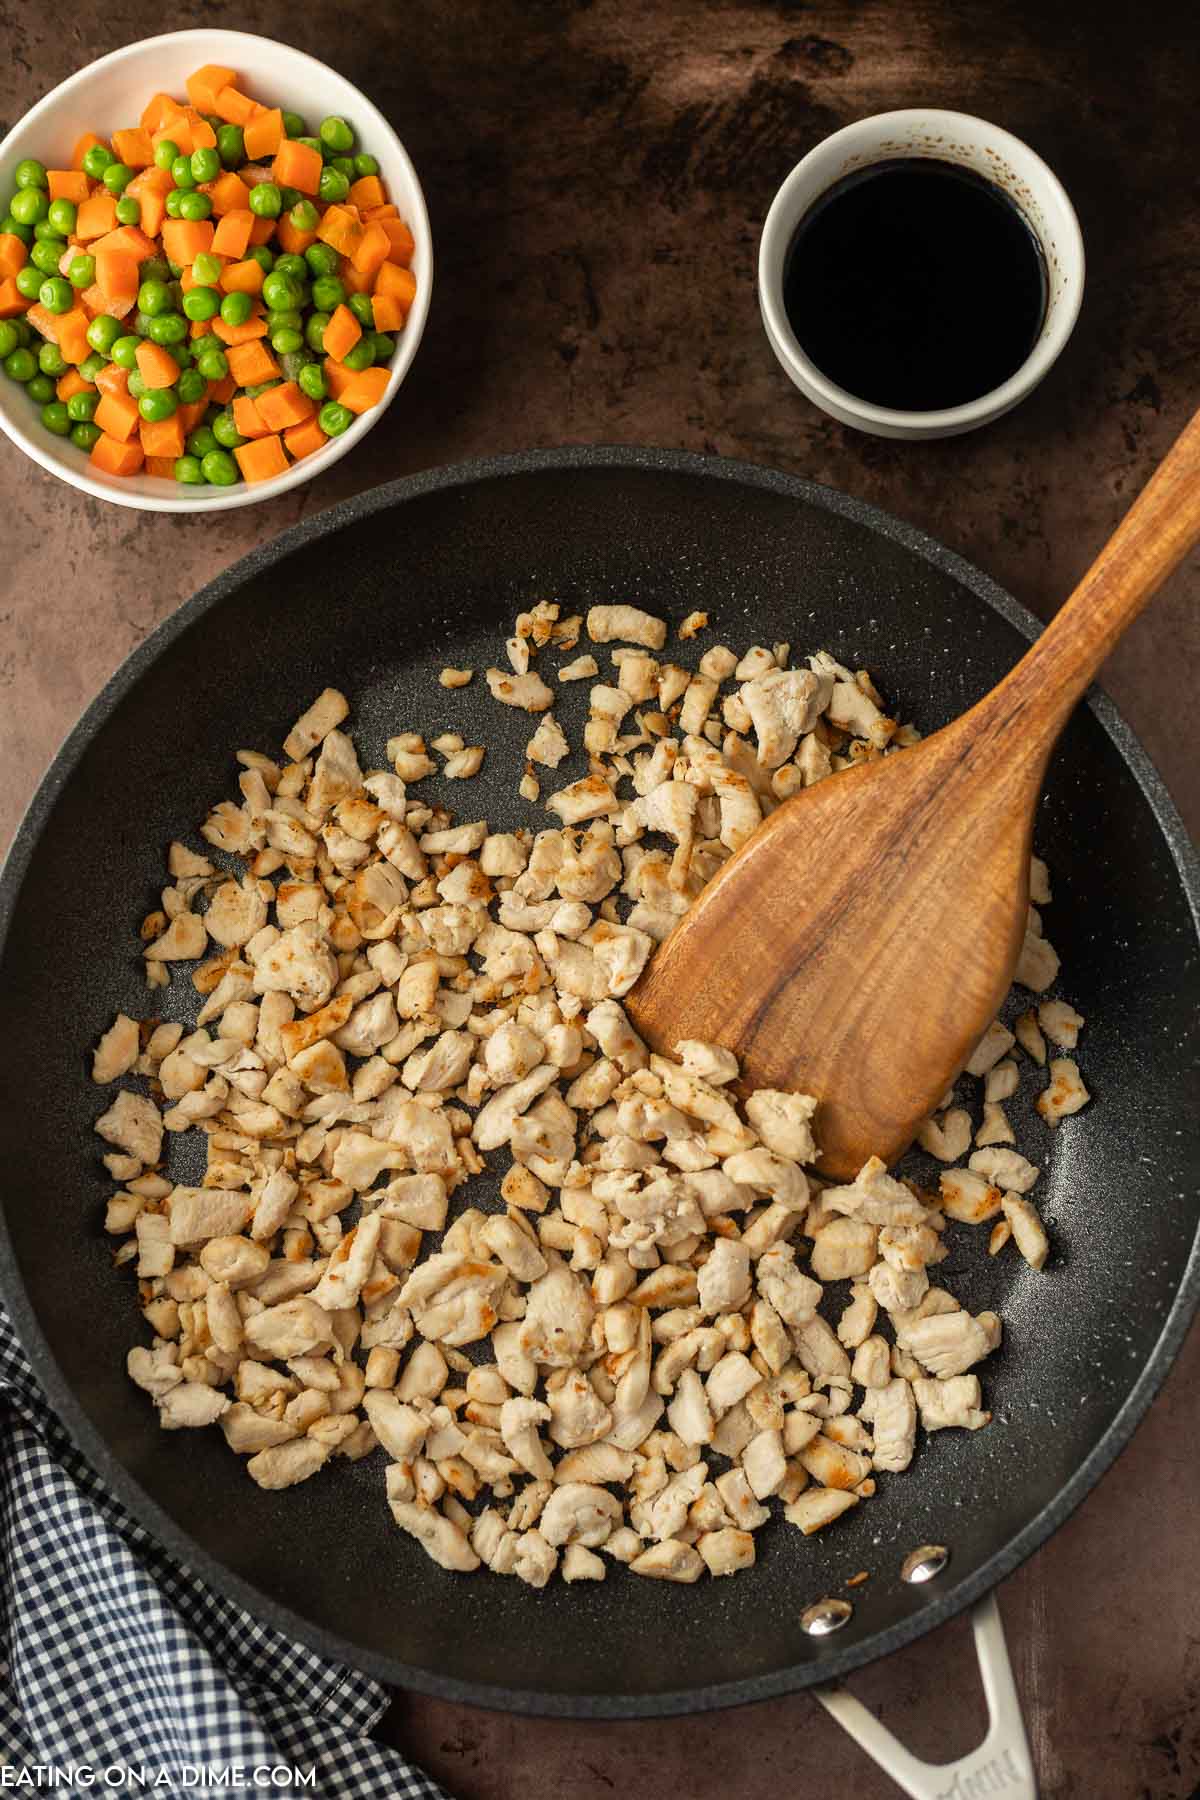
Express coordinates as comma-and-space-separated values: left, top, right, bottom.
0, 29, 432, 509
759, 109, 1084, 440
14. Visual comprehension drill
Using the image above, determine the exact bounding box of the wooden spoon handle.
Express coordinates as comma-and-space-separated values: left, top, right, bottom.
972, 402, 1200, 753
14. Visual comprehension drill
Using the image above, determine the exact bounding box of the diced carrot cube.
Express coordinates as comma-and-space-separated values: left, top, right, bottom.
141, 93, 185, 133
95, 362, 129, 397
226, 339, 280, 386
322, 358, 354, 398
213, 86, 257, 126
219, 258, 264, 296
209, 374, 237, 403
56, 368, 93, 402
88, 225, 156, 264
94, 390, 141, 441
380, 219, 415, 267
351, 224, 390, 276
25, 301, 61, 340
362, 202, 398, 220
248, 215, 276, 246
47, 169, 91, 204
271, 138, 323, 196
212, 312, 268, 346
135, 341, 181, 390
371, 293, 404, 333
144, 455, 178, 478
337, 258, 375, 296
322, 304, 361, 363
206, 173, 251, 218
211, 209, 253, 258
72, 132, 106, 171
177, 398, 208, 434
111, 127, 154, 169
161, 219, 215, 266
55, 307, 92, 364
347, 175, 386, 211
374, 261, 417, 313
80, 284, 136, 321
0, 278, 28, 318
139, 414, 185, 459
243, 107, 283, 161
283, 416, 328, 461
275, 214, 316, 256
182, 109, 218, 150
254, 380, 315, 431
338, 366, 390, 415
152, 116, 194, 157
76, 193, 119, 240
95, 246, 139, 302
316, 205, 363, 258
0, 234, 25, 280
234, 433, 289, 483
232, 393, 270, 438
187, 64, 238, 113
90, 432, 145, 476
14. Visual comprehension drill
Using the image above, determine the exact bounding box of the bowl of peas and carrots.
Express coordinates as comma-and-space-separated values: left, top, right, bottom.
0, 30, 431, 509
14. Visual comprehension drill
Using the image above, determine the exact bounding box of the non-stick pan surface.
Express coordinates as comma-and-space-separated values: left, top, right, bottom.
1, 449, 1197, 1718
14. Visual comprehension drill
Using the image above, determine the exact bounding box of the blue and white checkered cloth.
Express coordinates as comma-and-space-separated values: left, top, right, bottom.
0, 1303, 451, 1797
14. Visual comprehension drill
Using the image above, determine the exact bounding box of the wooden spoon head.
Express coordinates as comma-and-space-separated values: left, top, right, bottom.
626, 723, 1035, 1178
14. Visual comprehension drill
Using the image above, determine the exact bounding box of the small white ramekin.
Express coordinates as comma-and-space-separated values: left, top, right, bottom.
758, 109, 1084, 440
0, 30, 432, 510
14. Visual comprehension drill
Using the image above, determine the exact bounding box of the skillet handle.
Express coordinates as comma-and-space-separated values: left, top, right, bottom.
813, 1592, 1037, 1799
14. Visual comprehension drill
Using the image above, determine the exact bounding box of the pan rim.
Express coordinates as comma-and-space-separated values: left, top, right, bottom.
1, 444, 1197, 1719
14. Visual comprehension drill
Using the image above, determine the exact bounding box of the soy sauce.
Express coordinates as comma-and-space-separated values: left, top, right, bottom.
783, 158, 1048, 411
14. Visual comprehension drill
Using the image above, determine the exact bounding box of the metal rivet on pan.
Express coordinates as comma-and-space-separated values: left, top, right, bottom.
901, 1544, 951, 1584
801, 1597, 853, 1636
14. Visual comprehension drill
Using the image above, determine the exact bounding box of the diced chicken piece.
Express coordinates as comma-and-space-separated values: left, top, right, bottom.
144, 912, 208, 962
539, 1482, 622, 1547
245, 1438, 330, 1490
899, 1310, 995, 1378
969, 1147, 1039, 1194
1015, 928, 1060, 992
784, 1489, 859, 1535
666, 1367, 714, 1447
742, 1090, 818, 1163
913, 1375, 992, 1432
630, 1540, 704, 1582
851, 1334, 891, 1389
252, 925, 338, 1014
95, 1089, 163, 1167
975, 1102, 1015, 1148
741, 668, 833, 768
810, 1217, 878, 1281
1001, 1193, 1050, 1270
868, 1260, 929, 1314
127, 1345, 182, 1399
498, 1397, 553, 1479
822, 1156, 929, 1226
390, 1498, 481, 1572
939, 1168, 1002, 1225
755, 1243, 821, 1326
92, 1015, 140, 1084
1038, 999, 1084, 1050
917, 1108, 973, 1162
473, 1064, 558, 1150
697, 1239, 751, 1315
869, 1378, 918, 1472
168, 1187, 251, 1246
705, 1351, 762, 1417
519, 1266, 595, 1368
1036, 1057, 1090, 1127
837, 1285, 878, 1351
157, 1383, 231, 1431
1014, 1009, 1047, 1065
985, 1058, 1019, 1103
283, 688, 348, 761
486, 667, 554, 712
965, 1020, 1016, 1077
742, 1428, 787, 1499
587, 605, 667, 651
243, 1297, 334, 1360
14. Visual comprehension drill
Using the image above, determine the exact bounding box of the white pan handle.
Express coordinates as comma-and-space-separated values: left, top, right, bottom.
814, 1592, 1037, 1799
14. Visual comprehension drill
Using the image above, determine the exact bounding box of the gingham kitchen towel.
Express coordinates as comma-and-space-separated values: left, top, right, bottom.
0, 1302, 450, 1797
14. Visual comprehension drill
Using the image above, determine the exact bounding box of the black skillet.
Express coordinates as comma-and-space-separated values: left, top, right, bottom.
0, 447, 1197, 1719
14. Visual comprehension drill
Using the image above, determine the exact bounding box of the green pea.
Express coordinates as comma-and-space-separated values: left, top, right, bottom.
127, 369, 147, 399
270, 253, 306, 284
70, 419, 102, 451
248, 182, 282, 219
247, 245, 275, 274
150, 312, 189, 347
164, 190, 184, 219
137, 278, 169, 316
216, 124, 245, 168
266, 307, 303, 333
78, 352, 107, 382
82, 315, 118, 357
10, 187, 49, 226
210, 410, 244, 449
40, 399, 71, 434
278, 185, 302, 212
11, 319, 31, 346
178, 190, 212, 222
353, 152, 379, 178
15, 265, 45, 300
288, 199, 319, 234
259, 270, 298, 312
46, 197, 77, 236
278, 349, 312, 381
282, 111, 307, 139
0, 321, 19, 360
139, 386, 178, 422
295, 136, 323, 156
219, 290, 253, 327
347, 292, 374, 329
37, 340, 68, 376
133, 311, 157, 338
0, 214, 33, 244
203, 113, 223, 134
318, 400, 353, 437
81, 144, 114, 179
186, 424, 219, 457
176, 365, 206, 403
317, 166, 350, 205
319, 116, 355, 154
183, 285, 220, 322
14, 158, 48, 191
173, 453, 205, 484
304, 241, 338, 279
304, 310, 329, 353
340, 336, 375, 372
39, 276, 74, 314
297, 362, 326, 402
190, 146, 221, 185
154, 139, 180, 171
329, 157, 356, 183
169, 155, 196, 191
201, 447, 239, 485
31, 238, 66, 275
310, 273, 345, 312
141, 254, 172, 283
111, 334, 142, 369
102, 162, 134, 196
270, 325, 304, 355
193, 251, 222, 285
67, 389, 99, 421
26, 373, 55, 404
196, 348, 228, 382
68, 252, 96, 289
116, 196, 142, 226
4, 346, 36, 382
173, 342, 193, 368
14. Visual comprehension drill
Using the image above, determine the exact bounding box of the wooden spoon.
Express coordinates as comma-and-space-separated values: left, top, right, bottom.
627, 409, 1200, 1179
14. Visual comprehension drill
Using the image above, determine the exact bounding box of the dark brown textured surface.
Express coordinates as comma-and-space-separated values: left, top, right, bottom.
2, 1, 1198, 1796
